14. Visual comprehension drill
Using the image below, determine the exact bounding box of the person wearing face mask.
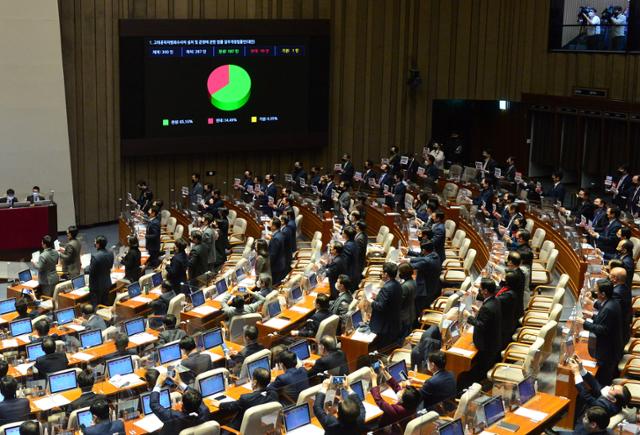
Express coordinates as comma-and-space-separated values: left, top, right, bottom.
187, 230, 208, 281
588, 197, 608, 234
189, 172, 203, 209
145, 206, 161, 268
253, 238, 272, 283
342, 226, 360, 289
84, 235, 114, 308
408, 240, 442, 322
235, 170, 254, 203
292, 161, 307, 185
369, 362, 421, 429
335, 181, 351, 221
496, 271, 519, 349
33, 235, 59, 297
268, 219, 287, 285
134, 180, 153, 212
417, 351, 456, 411
627, 175, 640, 216
0, 189, 17, 206
373, 164, 393, 197
583, 8, 602, 50
338, 153, 354, 182
616, 239, 635, 289
503, 156, 517, 182
26, 186, 45, 204
329, 275, 353, 327
536, 171, 566, 206
388, 146, 402, 175
363, 262, 403, 349
256, 275, 273, 298
398, 263, 417, 338
428, 142, 445, 170
564, 188, 595, 224
479, 149, 498, 182
320, 173, 336, 213
612, 164, 632, 209
355, 221, 368, 284
589, 206, 622, 259
363, 159, 377, 187
324, 242, 348, 299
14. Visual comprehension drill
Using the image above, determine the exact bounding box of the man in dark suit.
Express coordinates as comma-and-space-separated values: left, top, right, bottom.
178, 336, 213, 386
503, 156, 517, 182
590, 198, 609, 234
390, 173, 407, 211
151, 281, 176, 316
279, 215, 294, 276
590, 206, 622, 259
157, 314, 187, 346
214, 367, 277, 432
81, 399, 125, 435
628, 175, 640, 215
368, 262, 403, 349
473, 178, 494, 207
431, 210, 446, 262
613, 164, 632, 210
325, 242, 348, 299
145, 206, 161, 268
375, 164, 393, 197
363, 160, 378, 186
34, 235, 59, 296
258, 174, 277, 217
293, 294, 332, 339
292, 161, 307, 185
59, 225, 82, 278
329, 275, 353, 326
166, 239, 188, 292
505, 251, 526, 320
0, 189, 18, 207
496, 272, 519, 349
338, 153, 355, 182
354, 221, 368, 285
215, 209, 230, 267
150, 374, 210, 435
79, 304, 107, 331
575, 406, 613, 435
26, 186, 46, 203
267, 350, 309, 403
578, 278, 624, 385
408, 240, 442, 317
307, 335, 349, 378
617, 240, 635, 290
67, 369, 106, 412
419, 351, 457, 411
0, 376, 30, 425
342, 226, 360, 291
320, 174, 335, 212
569, 188, 596, 224
35, 338, 69, 379
227, 325, 264, 368
286, 210, 297, 253
189, 173, 204, 209
106, 333, 136, 360
187, 230, 208, 281
268, 219, 287, 285
84, 235, 114, 308
609, 267, 632, 344
314, 379, 366, 435
543, 172, 566, 205
480, 149, 498, 182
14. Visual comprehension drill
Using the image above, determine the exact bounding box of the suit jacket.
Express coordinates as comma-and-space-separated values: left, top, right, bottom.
575, 371, 621, 417
504, 164, 516, 182
280, 225, 294, 269
166, 251, 188, 290
219, 389, 279, 430
262, 183, 278, 216
307, 350, 349, 378
620, 254, 635, 289
145, 217, 161, 252
378, 173, 392, 196
201, 227, 217, 265
190, 182, 204, 206
0, 197, 17, 206
419, 369, 457, 410
122, 247, 141, 282
158, 328, 187, 346
287, 219, 298, 253
83, 314, 107, 331
268, 230, 287, 281
574, 200, 595, 223
596, 284, 631, 342
229, 342, 265, 367
329, 291, 353, 320
591, 208, 608, 233
37, 248, 59, 286
35, 352, 69, 378
84, 249, 114, 294
254, 254, 271, 281
26, 194, 46, 203
432, 222, 446, 261
321, 182, 335, 211
299, 310, 332, 338
343, 239, 360, 287
340, 161, 355, 181
547, 182, 566, 205
153, 290, 176, 316
267, 367, 309, 402
354, 232, 368, 278
60, 238, 82, 277
180, 351, 214, 385
67, 391, 106, 412
371, 377, 415, 429
150, 389, 210, 435
468, 296, 502, 363
0, 398, 30, 425
583, 298, 624, 366
410, 252, 442, 299
188, 243, 208, 280
400, 279, 417, 326
370, 279, 402, 339
314, 392, 365, 435
325, 253, 348, 298
391, 181, 406, 210
83, 420, 125, 435
596, 219, 622, 256
496, 289, 518, 346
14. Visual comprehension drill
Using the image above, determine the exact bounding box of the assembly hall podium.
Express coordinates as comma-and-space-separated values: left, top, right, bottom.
0, 204, 57, 261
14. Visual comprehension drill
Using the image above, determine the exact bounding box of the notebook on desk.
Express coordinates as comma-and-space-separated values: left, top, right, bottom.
438, 418, 464, 435
0, 298, 16, 315
54, 307, 75, 325
79, 329, 103, 349
283, 402, 324, 435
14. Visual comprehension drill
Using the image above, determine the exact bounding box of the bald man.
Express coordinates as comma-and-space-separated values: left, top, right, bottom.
609, 267, 632, 343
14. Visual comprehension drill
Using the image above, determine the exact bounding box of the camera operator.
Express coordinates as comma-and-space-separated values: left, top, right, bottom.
583, 8, 602, 50
610, 6, 627, 50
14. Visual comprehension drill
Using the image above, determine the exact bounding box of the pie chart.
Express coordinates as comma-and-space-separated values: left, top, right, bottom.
207, 64, 251, 111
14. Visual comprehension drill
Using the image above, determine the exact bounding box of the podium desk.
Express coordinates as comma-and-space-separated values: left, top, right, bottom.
0, 204, 57, 261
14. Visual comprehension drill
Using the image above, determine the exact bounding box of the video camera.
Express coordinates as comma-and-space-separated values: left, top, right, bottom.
577, 6, 593, 25
600, 5, 617, 23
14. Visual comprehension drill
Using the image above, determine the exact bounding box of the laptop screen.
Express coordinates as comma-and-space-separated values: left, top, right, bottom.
290, 286, 303, 303
55, 307, 75, 325
235, 268, 245, 281
190, 290, 205, 308
124, 318, 145, 336
0, 298, 16, 315
72, 275, 85, 290
289, 340, 310, 361
10, 318, 33, 337
127, 282, 142, 298
201, 328, 223, 350
484, 396, 505, 426
388, 360, 408, 383
438, 419, 464, 435
247, 356, 270, 380
284, 403, 311, 431
158, 342, 181, 365
199, 373, 225, 397
4, 425, 22, 435
26, 342, 45, 361
342, 380, 365, 401
152, 272, 163, 287
49, 369, 78, 394
141, 389, 170, 415
77, 410, 94, 429
267, 301, 281, 318
518, 376, 536, 405
351, 310, 363, 328
107, 356, 134, 377
308, 273, 317, 289
215, 279, 227, 295
18, 270, 32, 283
80, 329, 103, 349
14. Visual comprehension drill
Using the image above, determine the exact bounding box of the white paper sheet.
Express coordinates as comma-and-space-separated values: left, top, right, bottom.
513, 407, 548, 422
381, 388, 398, 401
285, 424, 325, 435
14, 362, 35, 375
64, 323, 86, 332
34, 394, 70, 410
2, 339, 18, 348
448, 347, 475, 357
22, 280, 39, 289
351, 331, 377, 343
131, 296, 152, 303
72, 352, 94, 362
134, 414, 164, 433
129, 332, 156, 345
109, 373, 144, 388
263, 317, 291, 329
192, 305, 218, 315
288, 305, 311, 314
363, 401, 383, 420
70, 288, 89, 296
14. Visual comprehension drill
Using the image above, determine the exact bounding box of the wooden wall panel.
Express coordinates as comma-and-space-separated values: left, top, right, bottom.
58, 0, 640, 225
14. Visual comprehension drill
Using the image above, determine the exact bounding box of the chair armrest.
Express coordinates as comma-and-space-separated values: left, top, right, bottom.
96, 304, 111, 310
443, 266, 465, 271
532, 284, 557, 295
489, 363, 524, 379
220, 426, 241, 435
40, 295, 52, 301
503, 344, 528, 362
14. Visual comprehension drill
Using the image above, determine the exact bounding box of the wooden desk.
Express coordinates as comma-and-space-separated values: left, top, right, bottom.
116, 292, 160, 321
66, 330, 159, 366
256, 295, 318, 347
340, 330, 376, 372
486, 392, 570, 434
221, 202, 262, 240
444, 330, 478, 381
180, 300, 224, 335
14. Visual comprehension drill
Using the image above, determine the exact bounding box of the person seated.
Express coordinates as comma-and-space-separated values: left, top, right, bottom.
419, 351, 457, 411
307, 335, 348, 379
227, 325, 265, 368
150, 281, 176, 317
291, 293, 331, 338
256, 275, 273, 298
150, 372, 210, 434
67, 369, 106, 412
33, 318, 59, 341
214, 367, 278, 434
0, 189, 17, 206
313, 378, 366, 434
0, 360, 8, 401
18, 421, 40, 435
82, 399, 124, 435
178, 336, 213, 386
26, 186, 46, 203
220, 291, 265, 321
577, 406, 611, 435
14, 298, 35, 320
34, 338, 69, 379
157, 314, 187, 346
79, 304, 108, 331
0, 376, 30, 425
106, 333, 136, 360
369, 363, 421, 430
267, 350, 309, 403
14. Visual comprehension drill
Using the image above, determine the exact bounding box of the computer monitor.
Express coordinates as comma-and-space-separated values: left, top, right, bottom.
388, 360, 408, 383
127, 282, 142, 298
26, 342, 45, 361
124, 317, 145, 336
151, 272, 163, 287
190, 290, 205, 308
341, 380, 365, 401
351, 310, 363, 328
72, 275, 85, 290
10, 318, 33, 337
267, 301, 282, 319
308, 273, 317, 289
158, 342, 182, 365
54, 307, 75, 325
106, 355, 134, 377
438, 419, 464, 435
215, 279, 227, 295
483, 396, 506, 426
199, 373, 226, 398
140, 389, 170, 415
200, 328, 223, 350
247, 356, 270, 380
0, 298, 16, 315
48, 369, 78, 394
517, 376, 536, 405
289, 340, 310, 361
79, 329, 103, 349
283, 403, 312, 432
77, 409, 94, 429
235, 268, 245, 282
3, 424, 23, 435
17, 270, 32, 283
290, 286, 303, 303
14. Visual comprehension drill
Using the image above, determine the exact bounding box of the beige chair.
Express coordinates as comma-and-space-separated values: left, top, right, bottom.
448, 165, 463, 180
227, 313, 262, 344
313, 315, 340, 343
444, 220, 457, 240
162, 224, 184, 248
530, 228, 546, 253
420, 292, 461, 328
228, 237, 254, 262
487, 337, 545, 383
221, 401, 282, 435
165, 216, 177, 235
441, 249, 476, 285
389, 348, 412, 366
31, 314, 48, 327
347, 366, 375, 385
261, 291, 280, 318
67, 407, 89, 430
612, 379, 640, 406
230, 218, 248, 245
532, 240, 555, 271
96, 291, 128, 322
41, 280, 73, 311
167, 293, 185, 323
453, 382, 482, 423
296, 383, 323, 409
630, 236, 640, 260
139, 272, 155, 293
520, 303, 562, 329
528, 286, 565, 312
504, 320, 557, 359
525, 218, 534, 233
227, 209, 237, 227
160, 209, 171, 227
295, 214, 303, 239
239, 349, 271, 381
442, 182, 459, 200
403, 411, 439, 435
374, 225, 390, 244
101, 325, 117, 341
179, 421, 220, 435
446, 230, 467, 256
531, 249, 558, 286
194, 368, 229, 393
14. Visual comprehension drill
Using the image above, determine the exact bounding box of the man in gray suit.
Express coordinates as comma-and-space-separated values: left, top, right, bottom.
190, 173, 204, 210
178, 336, 213, 385
329, 275, 353, 328
201, 213, 218, 272
80, 304, 107, 331
188, 231, 208, 281
59, 226, 81, 279
84, 235, 114, 308
34, 235, 59, 297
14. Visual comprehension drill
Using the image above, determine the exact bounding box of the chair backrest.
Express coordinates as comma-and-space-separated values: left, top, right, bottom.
454, 382, 482, 421
545, 249, 559, 272
112, 291, 128, 309
385, 247, 400, 263
295, 215, 303, 238
539, 320, 558, 355
315, 315, 340, 342
178, 421, 221, 435
463, 249, 477, 272
451, 230, 466, 248
194, 368, 229, 393
242, 237, 255, 258
444, 292, 462, 313
168, 293, 185, 322
102, 326, 117, 341
296, 383, 323, 407
139, 272, 155, 293
549, 303, 563, 323
347, 366, 374, 385
404, 193, 414, 211
312, 231, 322, 242
531, 228, 546, 250
173, 224, 184, 241
459, 276, 473, 293
261, 291, 280, 317
538, 240, 555, 262
525, 218, 534, 233
227, 209, 237, 227
382, 233, 394, 253
458, 238, 471, 258
552, 287, 566, 306
233, 218, 247, 236
52, 280, 73, 310
239, 349, 271, 381
160, 209, 171, 226
444, 220, 456, 239
631, 236, 640, 260
448, 165, 463, 180
67, 407, 90, 429
403, 411, 440, 435
31, 314, 48, 327
556, 273, 570, 290
443, 182, 459, 200
235, 258, 249, 274
229, 313, 262, 343
166, 217, 177, 234
376, 226, 390, 244
238, 401, 283, 435
522, 337, 545, 375
292, 206, 300, 220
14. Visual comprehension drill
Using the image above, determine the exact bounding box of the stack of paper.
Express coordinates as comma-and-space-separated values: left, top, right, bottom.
513, 407, 548, 422
129, 332, 156, 345
448, 347, 475, 357
381, 388, 399, 401
131, 296, 152, 304
109, 373, 143, 388
72, 352, 94, 362
134, 414, 164, 433
192, 305, 218, 315
363, 401, 383, 420
16, 335, 32, 345
70, 288, 89, 296
34, 394, 71, 410
64, 323, 86, 332
288, 305, 310, 314
14, 362, 35, 375
263, 317, 290, 329
2, 339, 18, 348
22, 280, 39, 289
351, 331, 377, 343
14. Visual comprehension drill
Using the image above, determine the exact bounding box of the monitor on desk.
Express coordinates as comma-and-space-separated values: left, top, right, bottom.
199, 372, 226, 398
199, 328, 223, 350
77, 409, 95, 429
289, 340, 310, 361
72, 275, 85, 290
127, 282, 142, 298
17, 269, 32, 283
158, 342, 182, 365
307, 273, 317, 290
54, 307, 75, 325
4, 424, 22, 435
388, 360, 408, 383
438, 418, 464, 435
10, 318, 32, 337
235, 267, 245, 282
26, 342, 45, 361
283, 402, 312, 432
124, 317, 145, 336
483, 396, 506, 427
79, 329, 103, 349
267, 300, 281, 318
517, 376, 536, 405
215, 278, 227, 295
247, 355, 270, 380
341, 380, 365, 401
140, 389, 170, 415
0, 298, 16, 315
351, 310, 363, 329
106, 355, 134, 377
151, 272, 163, 288
190, 290, 205, 308
12, 202, 29, 208
290, 286, 303, 304
48, 369, 78, 394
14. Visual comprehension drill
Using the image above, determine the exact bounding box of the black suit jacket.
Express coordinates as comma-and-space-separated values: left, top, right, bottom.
307, 350, 349, 378
343, 239, 360, 288
432, 222, 446, 261
409, 252, 442, 299
596, 219, 622, 256
219, 389, 279, 430
496, 289, 518, 346
268, 230, 287, 282
180, 352, 213, 385
325, 253, 348, 298
145, 217, 161, 252
188, 243, 208, 280
67, 391, 107, 412
370, 279, 402, 339
468, 296, 502, 363
419, 370, 457, 410
0, 398, 30, 426
85, 248, 114, 294
122, 247, 141, 282
583, 298, 623, 367
166, 251, 188, 290
35, 352, 69, 379
575, 371, 621, 417
314, 392, 366, 435
150, 389, 210, 435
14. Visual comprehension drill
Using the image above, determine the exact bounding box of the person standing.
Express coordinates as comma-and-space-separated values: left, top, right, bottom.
166, 239, 188, 292
84, 235, 114, 308
59, 225, 81, 279
34, 235, 59, 297
610, 6, 627, 50
268, 219, 287, 285
201, 213, 218, 272
365, 262, 402, 349
408, 240, 442, 318
121, 236, 141, 283
189, 173, 203, 209
145, 206, 161, 268
583, 8, 602, 50
187, 231, 208, 281
398, 263, 417, 338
